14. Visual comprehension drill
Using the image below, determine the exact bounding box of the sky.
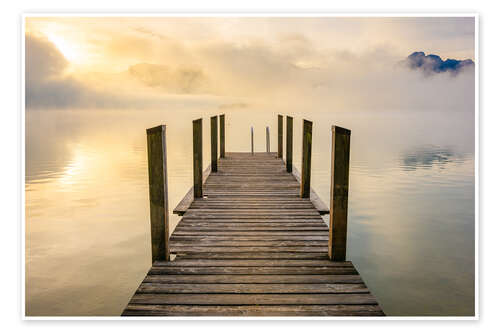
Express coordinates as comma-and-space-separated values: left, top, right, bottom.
25, 17, 475, 113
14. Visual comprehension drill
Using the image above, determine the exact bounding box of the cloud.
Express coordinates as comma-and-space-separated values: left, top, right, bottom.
128, 63, 209, 94
25, 28, 475, 114
218, 102, 249, 110
25, 33, 223, 110
402, 51, 474, 76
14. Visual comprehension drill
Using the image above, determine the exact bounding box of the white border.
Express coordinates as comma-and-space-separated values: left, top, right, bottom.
21, 12, 479, 321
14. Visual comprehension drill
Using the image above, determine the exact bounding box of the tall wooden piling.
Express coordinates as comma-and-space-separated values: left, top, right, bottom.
300, 120, 313, 198
328, 125, 351, 262
219, 114, 225, 158
266, 126, 270, 153
193, 118, 203, 198
286, 116, 293, 172
211, 116, 218, 172
278, 115, 283, 159
146, 125, 169, 263
251, 126, 254, 155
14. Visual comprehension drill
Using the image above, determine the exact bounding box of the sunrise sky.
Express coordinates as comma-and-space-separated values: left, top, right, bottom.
25, 16, 475, 113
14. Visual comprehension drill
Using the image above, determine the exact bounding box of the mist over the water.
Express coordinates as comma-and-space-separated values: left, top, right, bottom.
25, 17, 475, 316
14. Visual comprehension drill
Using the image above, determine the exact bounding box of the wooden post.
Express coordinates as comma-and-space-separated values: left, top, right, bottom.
193, 118, 203, 198
251, 126, 254, 155
328, 126, 351, 262
300, 120, 313, 198
211, 116, 218, 172
266, 126, 270, 153
278, 115, 283, 159
219, 114, 225, 158
146, 125, 169, 263
286, 116, 293, 172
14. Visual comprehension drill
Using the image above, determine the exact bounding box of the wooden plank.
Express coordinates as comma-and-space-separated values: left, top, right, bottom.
148, 266, 356, 275
329, 126, 351, 261
123, 304, 384, 316
145, 125, 169, 262
173, 253, 331, 260
300, 119, 313, 198
170, 246, 329, 254
153, 259, 353, 267
286, 116, 293, 172
278, 115, 283, 158
143, 274, 363, 284
211, 115, 218, 172
266, 126, 270, 153
129, 293, 378, 305
137, 283, 368, 294
219, 114, 225, 158
193, 118, 203, 198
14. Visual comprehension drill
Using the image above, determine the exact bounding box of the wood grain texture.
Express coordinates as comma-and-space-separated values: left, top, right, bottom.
219, 114, 225, 158
192, 118, 203, 198
123, 152, 382, 316
146, 125, 169, 262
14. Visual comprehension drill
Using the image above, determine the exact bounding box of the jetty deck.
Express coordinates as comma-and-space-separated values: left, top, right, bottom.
122, 152, 384, 316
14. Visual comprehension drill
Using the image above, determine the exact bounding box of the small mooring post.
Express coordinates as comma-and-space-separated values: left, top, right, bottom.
266, 126, 270, 153
193, 118, 203, 198
219, 114, 225, 158
300, 120, 313, 198
329, 125, 351, 262
211, 116, 218, 172
286, 116, 293, 172
278, 115, 283, 159
251, 126, 254, 155
146, 125, 169, 263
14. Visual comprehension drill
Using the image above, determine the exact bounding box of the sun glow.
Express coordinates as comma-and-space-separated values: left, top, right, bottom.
46, 33, 85, 64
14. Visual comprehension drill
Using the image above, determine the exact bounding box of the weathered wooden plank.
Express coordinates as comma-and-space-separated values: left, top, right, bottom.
211, 115, 218, 172
286, 116, 293, 172
173, 252, 331, 260
153, 259, 353, 267
137, 283, 368, 294
193, 118, 203, 198
170, 246, 329, 254
329, 125, 351, 261
170, 240, 328, 248
146, 125, 169, 262
148, 266, 355, 275
171, 235, 329, 241
278, 115, 283, 159
143, 274, 363, 284
123, 304, 384, 316
219, 114, 225, 158
129, 293, 378, 305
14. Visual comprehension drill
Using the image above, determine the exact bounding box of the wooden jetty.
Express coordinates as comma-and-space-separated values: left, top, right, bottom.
122, 115, 384, 317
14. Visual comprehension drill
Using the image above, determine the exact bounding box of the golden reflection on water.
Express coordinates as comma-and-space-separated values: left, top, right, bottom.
26, 108, 474, 316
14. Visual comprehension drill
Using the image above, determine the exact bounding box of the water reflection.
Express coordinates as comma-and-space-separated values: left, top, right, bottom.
400, 145, 465, 171
25, 109, 475, 316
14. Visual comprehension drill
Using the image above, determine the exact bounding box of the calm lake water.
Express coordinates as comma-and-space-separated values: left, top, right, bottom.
25, 108, 475, 316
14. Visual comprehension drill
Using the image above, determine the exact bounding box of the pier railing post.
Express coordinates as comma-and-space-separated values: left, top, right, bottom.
266, 126, 270, 153
300, 120, 313, 198
219, 114, 225, 158
278, 115, 283, 158
286, 116, 293, 172
211, 116, 218, 172
193, 118, 203, 198
146, 125, 169, 263
251, 126, 254, 155
328, 126, 351, 262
